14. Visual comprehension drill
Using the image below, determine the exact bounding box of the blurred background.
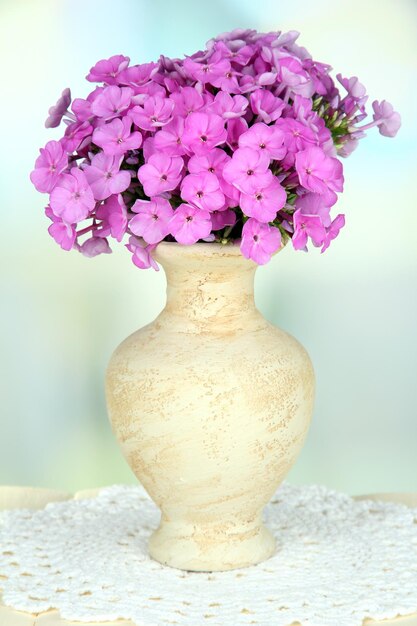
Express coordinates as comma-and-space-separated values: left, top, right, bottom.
0, 0, 416, 496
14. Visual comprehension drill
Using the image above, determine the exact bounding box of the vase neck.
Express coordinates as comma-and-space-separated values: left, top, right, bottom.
154, 244, 265, 334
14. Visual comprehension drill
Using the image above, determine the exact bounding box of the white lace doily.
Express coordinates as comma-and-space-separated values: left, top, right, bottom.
1, 483, 417, 626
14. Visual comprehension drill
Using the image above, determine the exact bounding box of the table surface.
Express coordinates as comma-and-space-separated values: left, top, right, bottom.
1, 486, 417, 626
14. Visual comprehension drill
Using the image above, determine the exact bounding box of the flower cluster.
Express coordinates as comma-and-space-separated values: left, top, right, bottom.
30, 29, 400, 268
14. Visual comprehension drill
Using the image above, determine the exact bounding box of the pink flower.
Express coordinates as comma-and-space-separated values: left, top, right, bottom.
72, 87, 103, 122
129, 197, 174, 244
60, 120, 93, 153
92, 117, 142, 155
295, 192, 331, 227
182, 112, 227, 154
240, 218, 281, 265
126, 237, 159, 270
86, 55, 130, 84
45, 88, 71, 128
130, 95, 174, 131
183, 54, 231, 84
238, 123, 286, 159
292, 209, 326, 251
222, 147, 272, 193
240, 177, 286, 222
211, 208, 236, 231
321, 214, 345, 252
91, 86, 133, 120
84, 153, 131, 201
295, 146, 344, 196
79, 236, 112, 257
170, 86, 206, 117
188, 148, 229, 176
250, 90, 285, 123
50, 168, 95, 223
153, 117, 187, 156
95, 194, 128, 241
117, 62, 159, 88
30, 140, 68, 193
170, 204, 212, 244
138, 153, 183, 197
181, 173, 225, 212
372, 100, 401, 137
275, 118, 317, 154
226, 117, 248, 151
210, 92, 248, 119
45, 208, 76, 251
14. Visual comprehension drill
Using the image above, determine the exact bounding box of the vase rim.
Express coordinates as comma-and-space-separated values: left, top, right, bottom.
153, 240, 284, 266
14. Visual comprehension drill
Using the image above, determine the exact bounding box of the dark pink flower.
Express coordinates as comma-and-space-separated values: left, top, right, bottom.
45, 88, 71, 128
240, 218, 281, 264
138, 154, 183, 197
93, 117, 142, 155
50, 168, 95, 223
292, 209, 326, 251
295, 146, 344, 196
182, 112, 227, 154
181, 172, 225, 212
170, 204, 212, 244
222, 147, 272, 193
91, 86, 133, 120
130, 95, 174, 131
86, 55, 130, 84
126, 237, 159, 270
46, 208, 76, 250
250, 90, 285, 123
95, 194, 128, 241
238, 123, 286, 160
30, 140, 68, 193
226, 117, 248, 151
84, 153, 131, 200
240, 177, 286, 222
129, 197, 174, 244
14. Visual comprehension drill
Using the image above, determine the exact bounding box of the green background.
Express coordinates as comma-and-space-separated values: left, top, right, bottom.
1, 0, 416, 495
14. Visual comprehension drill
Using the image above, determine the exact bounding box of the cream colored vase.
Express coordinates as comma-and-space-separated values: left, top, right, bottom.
106, 242, 314, 572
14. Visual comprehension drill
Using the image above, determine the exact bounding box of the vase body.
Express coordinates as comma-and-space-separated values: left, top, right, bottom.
106, 242, 314, 572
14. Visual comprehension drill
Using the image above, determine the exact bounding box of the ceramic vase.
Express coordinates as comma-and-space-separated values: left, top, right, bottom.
105, 242, 314, 572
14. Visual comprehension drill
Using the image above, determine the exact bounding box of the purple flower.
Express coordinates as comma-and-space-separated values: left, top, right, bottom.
250, 90, 285, 123
129, 197, 174, 244
295, 146, 344, 196
126, 237, 159, 270
170, 204, 212, 244
226, 117, 248, 151
95, 194, 128, 241
182, 112, 227, 154
222, 147, 272, 193
138, 154, 183, 197
86, 55, 130, 84
91, 86, 133, 120
183, 54, 231, 84
238, 123, 286, 159
130, 95, 174, 131
45, 88, 71, 128
79, 236, 112, 257
84, 153, 131, 201
240, 177, 286, 222
92, 117, 142, 155
60, 120, 93, 153
181, 172, 225, 212
117, 62, 159, 88
240, 218, 281, 265
50, 168, 95, 223
30, 140, 68, 193
211, 209, 237, 231
292, 209, 326, 251
46, 208, 76, 251
372, 100, 401, 137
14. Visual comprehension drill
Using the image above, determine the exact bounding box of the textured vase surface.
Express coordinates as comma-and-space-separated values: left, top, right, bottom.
106, 242, 315, 572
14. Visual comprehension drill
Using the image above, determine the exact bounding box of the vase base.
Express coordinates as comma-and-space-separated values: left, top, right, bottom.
148, 518, 276, 572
